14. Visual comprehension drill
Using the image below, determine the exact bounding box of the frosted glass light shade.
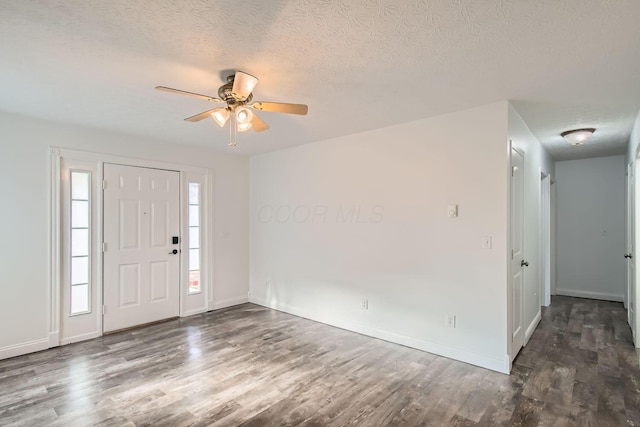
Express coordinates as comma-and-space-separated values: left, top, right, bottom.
237, 122, 253, 132
561, 128, 595, 146
232, 72, 259, 100
211, 108, 230, 127
235, 107, 253, 124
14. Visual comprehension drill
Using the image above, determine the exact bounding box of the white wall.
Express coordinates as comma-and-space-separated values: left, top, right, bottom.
0, 111, 249, 358
250, 102, 511, 373
555, 155, 626, 301
508, 105, 555, 343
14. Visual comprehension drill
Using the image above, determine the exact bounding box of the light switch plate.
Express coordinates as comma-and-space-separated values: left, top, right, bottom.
481, 236, 492, 249
448, 204, 458, 218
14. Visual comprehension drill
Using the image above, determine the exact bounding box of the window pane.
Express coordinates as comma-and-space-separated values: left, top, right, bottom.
71, 172, 90, 200
189, 227, 200, 249
189, 249, 200, 271
189, 205, 200, 227
71, 228, 89, 256
189, 270, 201, 293
72, 201, 90, 228
189, 182, 200, 205
71, 284, 89, 314
71, 256, 89, 285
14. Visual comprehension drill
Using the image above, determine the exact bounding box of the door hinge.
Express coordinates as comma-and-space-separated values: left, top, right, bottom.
102, 305, 106, 315
102, 242, 107, 252
511, 249, 514, 259
102, 180, 106, 190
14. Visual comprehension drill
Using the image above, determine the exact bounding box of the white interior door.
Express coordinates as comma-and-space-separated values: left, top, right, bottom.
628, 163, 635, 338
103, 163, 181, 333
510, 147, 525, 359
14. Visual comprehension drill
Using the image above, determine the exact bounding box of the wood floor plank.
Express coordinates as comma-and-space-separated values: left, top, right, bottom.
0, 296, 638, 426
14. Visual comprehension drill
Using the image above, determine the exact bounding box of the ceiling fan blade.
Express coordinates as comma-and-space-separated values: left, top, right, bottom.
250, 101, 308, 115
155, 86, 222, 103
250, 112, 270, 132
184, 109, 219, 122
231, 71, 259, 101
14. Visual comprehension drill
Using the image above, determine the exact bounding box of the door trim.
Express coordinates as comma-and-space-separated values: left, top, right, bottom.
540, 170, 551, 307
49, 147, 210, 348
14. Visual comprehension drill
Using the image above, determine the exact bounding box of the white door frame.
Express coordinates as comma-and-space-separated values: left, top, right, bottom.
507, 141, 525, 364
550, 177, 557, 297
633, 160, 639, 346
49, 147, 211, 347
540, 171, 551, 307
626, 163, 632, 311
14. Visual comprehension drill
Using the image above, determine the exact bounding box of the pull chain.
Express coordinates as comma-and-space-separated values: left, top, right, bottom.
228, 113, 237, 147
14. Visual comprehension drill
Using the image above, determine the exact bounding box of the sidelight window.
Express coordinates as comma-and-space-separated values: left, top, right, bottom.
188, 182, 202, 294
70, 171, 91, 314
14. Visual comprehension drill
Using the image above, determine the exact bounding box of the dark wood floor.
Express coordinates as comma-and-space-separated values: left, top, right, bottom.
0, 296, 638, 426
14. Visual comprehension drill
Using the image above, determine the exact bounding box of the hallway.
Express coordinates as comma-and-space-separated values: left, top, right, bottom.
0, 296, 638, 426
511, 296, 639, 426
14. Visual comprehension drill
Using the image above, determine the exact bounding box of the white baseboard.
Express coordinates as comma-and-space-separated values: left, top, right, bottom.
0, 338, 48, 360
60, 331, 101, 346
524, 311, 541, 346
556, 288, 624, 302
249, 296, 510, 374
209, 296, 249, 311
48, 331, 60, 348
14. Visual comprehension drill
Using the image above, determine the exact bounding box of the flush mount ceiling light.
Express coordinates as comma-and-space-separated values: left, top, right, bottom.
156, 71, 308, 147
561, 128, 596, 146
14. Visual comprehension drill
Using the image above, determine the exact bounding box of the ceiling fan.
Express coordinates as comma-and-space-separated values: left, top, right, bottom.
156, 71, 308, 146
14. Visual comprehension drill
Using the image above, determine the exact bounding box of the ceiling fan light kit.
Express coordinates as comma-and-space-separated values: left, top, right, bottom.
156, 71, 308, 147
560, 128, 596, 146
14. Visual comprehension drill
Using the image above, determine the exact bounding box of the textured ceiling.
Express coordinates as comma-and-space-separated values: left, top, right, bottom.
1, 1, 639, 159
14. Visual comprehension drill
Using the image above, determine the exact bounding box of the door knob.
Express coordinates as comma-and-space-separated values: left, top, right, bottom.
625, 253, 633, 259
521, 260, 529, 267
169, 249, 178, 255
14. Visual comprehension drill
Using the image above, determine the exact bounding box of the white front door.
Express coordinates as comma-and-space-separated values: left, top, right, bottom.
510, 147, 525, 359
103, 163, 181, 333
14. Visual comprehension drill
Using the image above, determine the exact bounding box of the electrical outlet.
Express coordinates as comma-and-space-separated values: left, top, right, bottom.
362, 299, 369, 310
446, 314, 456, 328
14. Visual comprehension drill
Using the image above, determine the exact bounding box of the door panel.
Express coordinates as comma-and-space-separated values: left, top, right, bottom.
119, 200, 140, 249
150, 260, 169, 301
104, 164, 180, 332
511, 147, 525, 359
119, 263, 140, 307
